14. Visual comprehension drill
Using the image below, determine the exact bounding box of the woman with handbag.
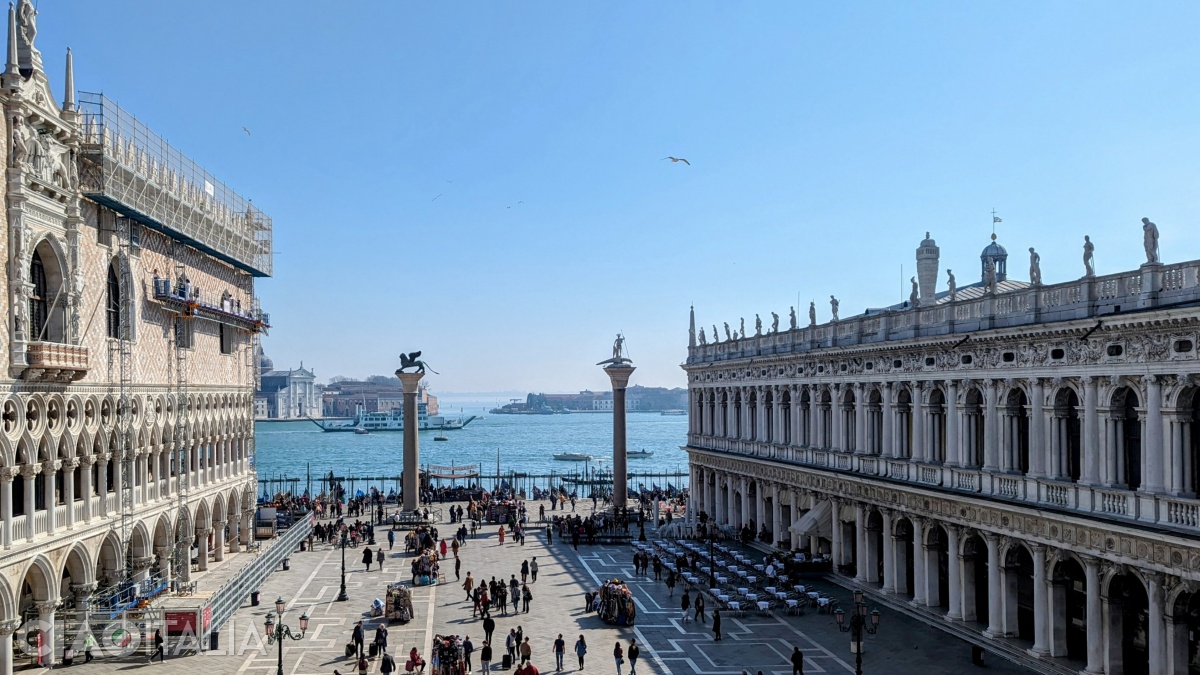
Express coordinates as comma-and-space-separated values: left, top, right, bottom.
612, 642, 623, 675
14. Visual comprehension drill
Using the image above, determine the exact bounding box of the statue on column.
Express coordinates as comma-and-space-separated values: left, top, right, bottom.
1142, 217, 1159, 264
770, 312, 779, 333
808, 301, 817, 326
17, 0, 38, 54
611, 333, 625, 361
829, 296, 839, 322
909, 277, 920, 308
789, 306, 797, 330
1083, 235, 1095, 277
946, 269, 956, 301
754, 314, 762, 336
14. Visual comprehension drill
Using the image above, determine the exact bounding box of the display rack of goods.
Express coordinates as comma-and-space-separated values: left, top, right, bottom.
597, 579, 636, 626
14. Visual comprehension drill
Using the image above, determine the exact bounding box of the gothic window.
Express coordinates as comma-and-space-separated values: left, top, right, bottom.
30, 250, 46, 339
106, 262, 121, 339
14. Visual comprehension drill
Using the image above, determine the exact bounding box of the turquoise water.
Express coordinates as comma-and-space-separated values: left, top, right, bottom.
253, 409, 690, 494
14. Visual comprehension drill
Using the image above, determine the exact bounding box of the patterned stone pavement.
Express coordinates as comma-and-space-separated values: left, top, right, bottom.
27, 502, 1028, 675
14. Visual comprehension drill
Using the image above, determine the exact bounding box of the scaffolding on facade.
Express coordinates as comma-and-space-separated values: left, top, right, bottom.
76, 92, 273, 277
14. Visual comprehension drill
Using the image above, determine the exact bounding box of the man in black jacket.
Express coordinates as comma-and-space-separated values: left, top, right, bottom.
791, 646, 804, 675
483, 616, 496, 645
480, 641, 493, 674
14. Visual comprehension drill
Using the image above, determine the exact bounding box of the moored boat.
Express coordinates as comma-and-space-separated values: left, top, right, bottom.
553, 452, 593, 461
627, 449, 653, 458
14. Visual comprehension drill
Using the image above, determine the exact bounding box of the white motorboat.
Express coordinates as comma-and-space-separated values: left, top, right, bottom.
627, 449, 653, 458
553, 452, 593, 461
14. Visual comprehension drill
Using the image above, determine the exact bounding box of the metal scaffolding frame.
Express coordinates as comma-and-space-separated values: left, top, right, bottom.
76, 92, 273, 277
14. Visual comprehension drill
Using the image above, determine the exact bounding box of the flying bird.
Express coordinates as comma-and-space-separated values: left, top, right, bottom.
242, 127, 251, 136
662, 156, 690, 165
431, 194, 442, 202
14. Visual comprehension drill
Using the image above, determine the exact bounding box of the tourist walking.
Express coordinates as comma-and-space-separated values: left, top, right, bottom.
464, 572, 475, 601
376, 547, 385, 572
574, 635, 587, 670
680, 589, 691, 622
352, 621, 365, 659
553, 634, 565, 672
519, 637, 532, 665
480, 642, 493, 674
363, 546, 374, 572
380, 648, 396, 675
148, 629, 165, 662
665, 569, 676, 597
483, 616, 496, 646
521, 559, 530, 583
627, 640, 639, 675
388, 529, 395, 550
499, 526, 506, 545
712, 610, 722, 641
374, 624, 389, 654
791, 647, 804, 675
531, 557, 539, 582
507, 629, 518, 664
694, 593, 706, 623
455, 556, 462, 581
522, 584, 532, 612
463, 636, 474, 673
612, 642, 623, 675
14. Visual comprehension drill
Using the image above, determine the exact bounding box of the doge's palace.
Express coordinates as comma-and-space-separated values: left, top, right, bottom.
686, 223, 1200, 675
0, 4, 268, 672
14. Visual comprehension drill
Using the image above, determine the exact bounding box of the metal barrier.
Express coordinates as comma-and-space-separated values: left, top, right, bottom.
206, 512, 313, 637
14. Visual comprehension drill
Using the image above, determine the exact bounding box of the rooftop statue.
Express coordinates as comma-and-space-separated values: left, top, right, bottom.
909, 277, 920, 308
713, 324, 719, 342
397, 351, 438, 375
1029, 247, 1042, 285
755, 314, 762, 336
740, 317, 745, 339
789, 306, 797, 330
17, 0, 37, 55
985, 258, 997, 294
723, 322, 731, 341
809, 301, 817, 326
829, 296, 839, 322
1083, 235, 1095, 277
947, 269, 956, 301
698, 327, 706, 345
771, 312, 779, 333
1143, 218, 1159, 264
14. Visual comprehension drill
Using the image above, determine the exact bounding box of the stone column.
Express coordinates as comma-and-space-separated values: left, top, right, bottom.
983, 533, 1003, 638
912, 382, 926, 462
1144, 375, 1165, 493
36, 599, 58, 666
229, 510, 241, 553
1029, 378, 1046, 477
771, 483, 782, 547
0, 618, 20, 675
882, 383, 894, 458
156, 545, 174, 584
397, 371, 424, 512
854, 384, 867, 454
212, 521, 226, 562
911, 518, 927, 605
132, 556, 154, 584
43, 460, 59, 533
0, 468, 12, 549
196, 526, 210, 571
791, 386, 803, 447
740, 477, 750, 528
725, 475, 735, 526
1029, 544, 1050, 656
754, 482, 765, 531
881, 509, 895, 592
854, 503, 868, 583
945, 380, 960, 466
791, 489, 802, 549
1082, 377, 1101, 484
983, 380, 999, 470
22, 464, 38, 542
946, 525, 962, 620
830, 499, 842, 572
97, 453, 109, 516
604, 364, 636, 508
80, 456, 94, 522
62, 459, 76, 529
1147, 573, 1165, 675
756, 387, 767, 442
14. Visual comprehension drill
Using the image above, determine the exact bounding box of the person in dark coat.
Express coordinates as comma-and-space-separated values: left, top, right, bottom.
481, 641, 493, 674
376, 547, 385, 572
791, 646, 804, 675
363, 547, 374, 571
680, 590, 691, 622
483, 616, 496, 645
352, 621, 365, 659
712, 609, 722, 641
380, 648, 396, 675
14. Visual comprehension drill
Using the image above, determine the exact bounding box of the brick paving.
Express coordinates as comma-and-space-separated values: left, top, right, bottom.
32, 502, 1029, 675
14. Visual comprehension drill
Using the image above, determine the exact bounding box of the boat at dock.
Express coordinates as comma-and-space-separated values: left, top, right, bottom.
553, 452, 593, 461
627, 449, 653, 458
309, 404, 476, 433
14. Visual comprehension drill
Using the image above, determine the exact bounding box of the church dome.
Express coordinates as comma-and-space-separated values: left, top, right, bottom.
979, 234, 1009, 282
980, 241, 1007, 258
259, 349, 274, 372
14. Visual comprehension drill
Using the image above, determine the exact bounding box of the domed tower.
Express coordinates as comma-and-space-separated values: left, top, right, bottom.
257, 345, 274, 373
980, 234, 1008, 283
916, 232, 939, 303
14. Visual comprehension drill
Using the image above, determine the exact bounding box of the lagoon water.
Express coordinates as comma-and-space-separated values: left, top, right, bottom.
253, 405, 690, 493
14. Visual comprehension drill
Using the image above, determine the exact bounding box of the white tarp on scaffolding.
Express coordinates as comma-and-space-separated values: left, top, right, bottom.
789, 499, 833, 538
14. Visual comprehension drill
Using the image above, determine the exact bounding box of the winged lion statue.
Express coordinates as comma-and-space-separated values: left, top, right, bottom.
397, 351, 438, 375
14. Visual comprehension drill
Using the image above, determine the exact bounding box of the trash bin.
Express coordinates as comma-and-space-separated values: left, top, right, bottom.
300, 541, 307, 552
251, 591, 260, 606
282, 558, 290, 571
210, 632, 219, 651
971, 645, 985, 666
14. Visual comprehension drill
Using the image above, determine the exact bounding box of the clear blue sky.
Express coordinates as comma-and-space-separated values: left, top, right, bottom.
49, 1, 1200, 393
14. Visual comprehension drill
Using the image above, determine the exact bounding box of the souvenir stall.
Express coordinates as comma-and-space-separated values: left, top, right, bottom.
385, 584, 414, 623
430, 634, 466, 675
486, 500, 520, 524
413, 550, 440, 586
597, 579, 636, 626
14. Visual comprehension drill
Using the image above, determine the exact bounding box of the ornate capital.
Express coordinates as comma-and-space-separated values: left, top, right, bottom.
1142, 374, 1160, 387
71, 582, 97, 596
61, 457, 78, 469
34, 599, 60, 615
20, 463, 41, 479
0, 618, 20, 637
42, 460, 61, 473
79, 454, 96, 467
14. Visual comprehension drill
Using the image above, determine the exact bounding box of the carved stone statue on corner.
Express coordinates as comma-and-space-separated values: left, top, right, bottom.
698, 328, 706, 345
829, 296, 839, 322
1083, 235, 1095, 277
809, 301, 817, 326
740, 317, 745, 339
11, 119, 27, 168
1029, 247, 1041, 285
723, 322, 731, 341
789, 306, 797, 330
947, 269, 956, 301
713, 325, 719, 342
770, 312, 779, 333
754, 314, 762, 336
909, 277, 919, 308
985, 258, 997, 294
1142, 218, 1159, 264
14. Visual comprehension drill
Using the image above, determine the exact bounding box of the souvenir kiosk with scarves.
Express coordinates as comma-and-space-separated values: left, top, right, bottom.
597, 579, 636, 626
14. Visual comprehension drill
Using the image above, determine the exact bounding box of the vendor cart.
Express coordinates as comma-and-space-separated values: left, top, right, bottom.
385, 584, 414, 623
431, 634, 466, 675
597, 579, 636, 626
412, 550, 440, 586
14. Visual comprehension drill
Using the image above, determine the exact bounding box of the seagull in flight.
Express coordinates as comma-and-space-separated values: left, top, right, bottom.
242, 127, 251, 136
662, 156, 690, 165
431, 194, 442, 202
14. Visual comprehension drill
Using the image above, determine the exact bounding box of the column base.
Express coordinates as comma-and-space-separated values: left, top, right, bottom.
1079, 667, 1104, 675
945, 613, 962, 622
982, 630, 1003, 639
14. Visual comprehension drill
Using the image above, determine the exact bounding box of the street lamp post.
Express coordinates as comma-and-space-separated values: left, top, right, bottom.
833, 589, 881, 675
263, 596, 309, 675
336, 531, 349, 602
